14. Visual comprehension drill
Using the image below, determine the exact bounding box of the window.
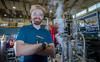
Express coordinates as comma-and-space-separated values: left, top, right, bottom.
96, 2, 100, 8
72, 15, 75, 18
76, 9, 87, 17
88, 4, 96, 12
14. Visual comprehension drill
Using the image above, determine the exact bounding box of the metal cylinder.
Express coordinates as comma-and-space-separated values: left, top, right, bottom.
0, 35, 7, 62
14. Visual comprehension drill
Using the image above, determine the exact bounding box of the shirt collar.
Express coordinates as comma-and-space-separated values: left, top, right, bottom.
29, 24, 43, 30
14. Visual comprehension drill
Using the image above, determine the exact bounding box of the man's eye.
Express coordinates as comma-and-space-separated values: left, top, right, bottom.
32, 12, 44, 16
40, 14, 43, 16
33, 12, 36, 15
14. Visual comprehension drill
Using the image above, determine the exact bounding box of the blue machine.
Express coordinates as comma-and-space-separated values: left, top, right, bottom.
76, 12, 100, 39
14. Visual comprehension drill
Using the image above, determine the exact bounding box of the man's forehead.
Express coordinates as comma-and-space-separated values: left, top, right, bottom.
32, 9, 43, 13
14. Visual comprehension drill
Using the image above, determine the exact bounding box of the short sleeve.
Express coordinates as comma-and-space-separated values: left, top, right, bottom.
46, 30, 53, 44
16, 26, 26, 42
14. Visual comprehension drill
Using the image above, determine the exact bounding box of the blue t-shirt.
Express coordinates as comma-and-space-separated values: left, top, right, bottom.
16, 24, 53, 62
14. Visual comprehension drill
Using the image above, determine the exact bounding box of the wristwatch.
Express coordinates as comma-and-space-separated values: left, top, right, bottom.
42, 42, 47, 50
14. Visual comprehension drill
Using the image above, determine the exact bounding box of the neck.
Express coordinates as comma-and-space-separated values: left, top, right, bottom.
33, 24, 40, 30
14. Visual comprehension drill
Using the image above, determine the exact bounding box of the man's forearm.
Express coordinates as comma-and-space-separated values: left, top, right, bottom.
15, 40, 54, 57
15, 40, 42, 56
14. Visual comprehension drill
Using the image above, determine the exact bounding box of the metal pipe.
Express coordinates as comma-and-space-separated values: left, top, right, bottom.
0, 34, 6, 62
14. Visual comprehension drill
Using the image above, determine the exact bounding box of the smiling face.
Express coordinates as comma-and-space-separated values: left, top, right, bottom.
31, 9, 44, 25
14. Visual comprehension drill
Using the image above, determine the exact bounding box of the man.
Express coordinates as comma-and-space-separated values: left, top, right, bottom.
15, 5, 54, 62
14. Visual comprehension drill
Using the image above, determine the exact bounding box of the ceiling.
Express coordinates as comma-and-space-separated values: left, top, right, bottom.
0, 0, 100, 18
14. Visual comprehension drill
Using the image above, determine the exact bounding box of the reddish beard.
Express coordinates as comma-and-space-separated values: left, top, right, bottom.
32, 18, 42, 25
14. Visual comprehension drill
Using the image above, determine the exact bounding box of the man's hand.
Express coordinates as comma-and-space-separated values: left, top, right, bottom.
36, 43, 55, 57
48, 44, 55, 57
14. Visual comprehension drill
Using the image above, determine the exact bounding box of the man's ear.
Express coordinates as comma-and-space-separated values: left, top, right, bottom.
30, 15, 32, 23
31, 15, 32, 19
41, 15, 44, 20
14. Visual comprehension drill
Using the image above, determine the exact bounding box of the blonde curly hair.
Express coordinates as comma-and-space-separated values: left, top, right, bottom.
30, 5, 46, 14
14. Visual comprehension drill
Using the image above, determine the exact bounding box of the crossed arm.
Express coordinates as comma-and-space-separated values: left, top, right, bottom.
14, 40, 55, 57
